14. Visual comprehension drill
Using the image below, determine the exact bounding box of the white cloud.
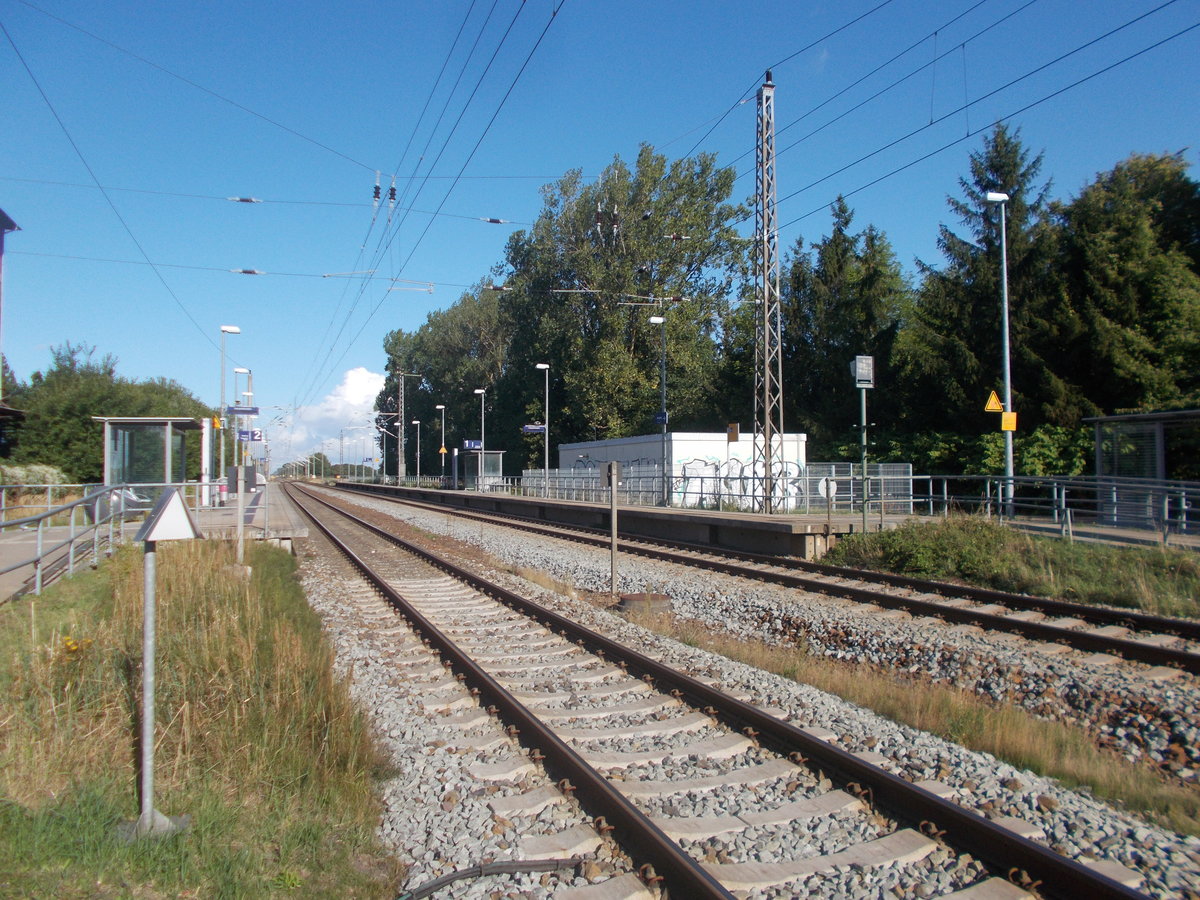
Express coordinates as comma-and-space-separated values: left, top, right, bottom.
268, 367, 385, 467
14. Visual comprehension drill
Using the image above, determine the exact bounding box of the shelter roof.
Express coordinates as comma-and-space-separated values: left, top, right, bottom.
91, 416, 203, 430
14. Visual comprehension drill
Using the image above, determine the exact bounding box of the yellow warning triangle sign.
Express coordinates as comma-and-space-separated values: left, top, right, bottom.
985, 390, 1004, 412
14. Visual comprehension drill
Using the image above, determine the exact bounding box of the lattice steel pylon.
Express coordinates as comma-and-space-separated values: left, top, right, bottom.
753, 70, 784, 514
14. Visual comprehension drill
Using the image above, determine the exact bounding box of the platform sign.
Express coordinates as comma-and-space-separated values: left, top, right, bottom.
463, 439, 482, 450
226, 405, 259, 417
653, 410, 668, 425
852, 355, 874, 389
522, 424, 546, 434
237, 429, 263, 443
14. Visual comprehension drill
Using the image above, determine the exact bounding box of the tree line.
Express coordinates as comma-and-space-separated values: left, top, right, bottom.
375, 126, 1200, 480
0, 343, 212, 483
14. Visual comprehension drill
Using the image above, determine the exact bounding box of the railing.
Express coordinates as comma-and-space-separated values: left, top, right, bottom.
911, 474, 1196, 536
0, 483, 156, 598
448, 468, 1198, 541
0, 480, 271, 600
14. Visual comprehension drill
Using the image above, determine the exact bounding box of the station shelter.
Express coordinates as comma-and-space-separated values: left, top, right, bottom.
453, 446, 505, 490
93, 416, 211, 502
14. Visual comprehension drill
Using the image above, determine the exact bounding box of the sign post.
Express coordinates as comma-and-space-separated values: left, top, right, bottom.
606, 462, 621, 597
119, 489, 201, 841
852, 356, 875, 533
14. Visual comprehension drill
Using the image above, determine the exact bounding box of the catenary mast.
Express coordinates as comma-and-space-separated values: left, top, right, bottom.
753, 70, 784, 513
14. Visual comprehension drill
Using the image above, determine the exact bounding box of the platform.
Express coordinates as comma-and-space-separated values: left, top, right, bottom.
195, 483, 309, 542
332, 482, 1200, 558
334, 482, 874, 558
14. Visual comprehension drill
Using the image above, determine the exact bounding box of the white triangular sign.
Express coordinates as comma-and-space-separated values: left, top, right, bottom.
135, 488, 202, 542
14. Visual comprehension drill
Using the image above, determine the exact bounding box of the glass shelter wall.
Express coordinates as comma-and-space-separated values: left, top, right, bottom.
109, 424, 188, 485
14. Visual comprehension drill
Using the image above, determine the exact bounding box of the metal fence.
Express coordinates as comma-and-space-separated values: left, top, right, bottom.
911, 474, 1196, 535
0, 480, 272, 599
508, 463, 914, 515
0, 483, 154, 597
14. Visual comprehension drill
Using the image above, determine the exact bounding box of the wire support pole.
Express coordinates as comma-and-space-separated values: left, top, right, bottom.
753, 70, 784, 514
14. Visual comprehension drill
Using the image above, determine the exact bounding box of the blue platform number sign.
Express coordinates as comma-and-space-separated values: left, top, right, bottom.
237, 429, 263, 443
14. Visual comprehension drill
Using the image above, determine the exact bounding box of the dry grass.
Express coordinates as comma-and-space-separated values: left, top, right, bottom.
0, 540, 402, 898
623, 609, 1200, 837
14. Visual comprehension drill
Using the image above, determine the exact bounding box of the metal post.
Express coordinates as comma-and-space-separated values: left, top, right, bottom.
999, 200, 1013, 516
219, 335, 225, 491
536, 364, 550, 498
609, 463, 619, 598
860, 387, 868, 534
475, 388, 486, 491
236, 466, 245, 564
35, 518, 44, 594
436, 405, 446, 485
68, 504, 77, 576
138, 539, 157, 831
413, 420, 421, 480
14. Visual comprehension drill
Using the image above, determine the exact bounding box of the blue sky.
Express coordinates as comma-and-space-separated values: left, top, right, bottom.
2, 0, 1197, 463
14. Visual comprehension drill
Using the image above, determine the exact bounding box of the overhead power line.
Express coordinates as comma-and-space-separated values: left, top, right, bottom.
775, 0, 1188, 211
778, 18, 1200, 231
1, 19, 218, 352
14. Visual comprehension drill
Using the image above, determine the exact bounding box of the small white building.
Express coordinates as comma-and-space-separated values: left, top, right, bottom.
555, 431, 807, 510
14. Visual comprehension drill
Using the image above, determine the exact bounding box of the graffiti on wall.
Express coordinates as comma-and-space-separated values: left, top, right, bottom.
674, 456, 806, 510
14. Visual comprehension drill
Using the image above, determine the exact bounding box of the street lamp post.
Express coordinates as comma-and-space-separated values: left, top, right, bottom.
218, 325, 240, 497
535, 363, 549, 497
474, 388, 486, 491
649, 314, 668, 506
435, 404, 446, 483
985, 191, 1014, 515
412, 420, 421, 480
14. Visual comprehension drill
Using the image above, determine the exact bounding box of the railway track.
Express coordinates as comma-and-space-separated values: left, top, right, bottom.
287, 482, 1149, 899
335, 483, 1200, 677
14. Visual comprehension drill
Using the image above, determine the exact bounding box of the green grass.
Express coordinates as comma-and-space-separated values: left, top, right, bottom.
0, 541, 403, 898
825, 514, 1200, 617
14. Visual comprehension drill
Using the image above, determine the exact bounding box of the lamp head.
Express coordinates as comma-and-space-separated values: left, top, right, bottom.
435, 404, 445, 410
985, 191, 1009, 203
649, 315, 666, 325
220, 325, 241, 334
474, 388, 485, 395
233, 367, 250, 374
535, 363, 549, 370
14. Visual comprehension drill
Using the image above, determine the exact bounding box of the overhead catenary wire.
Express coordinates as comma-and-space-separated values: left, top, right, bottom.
291, 0, 533, 410
778, 18, 1200, 231
772, 0, 1188, 211
0, 19, 221, 354
299, 1, 568, 410
15, 0, 379, 174
679, 0, 901, 159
